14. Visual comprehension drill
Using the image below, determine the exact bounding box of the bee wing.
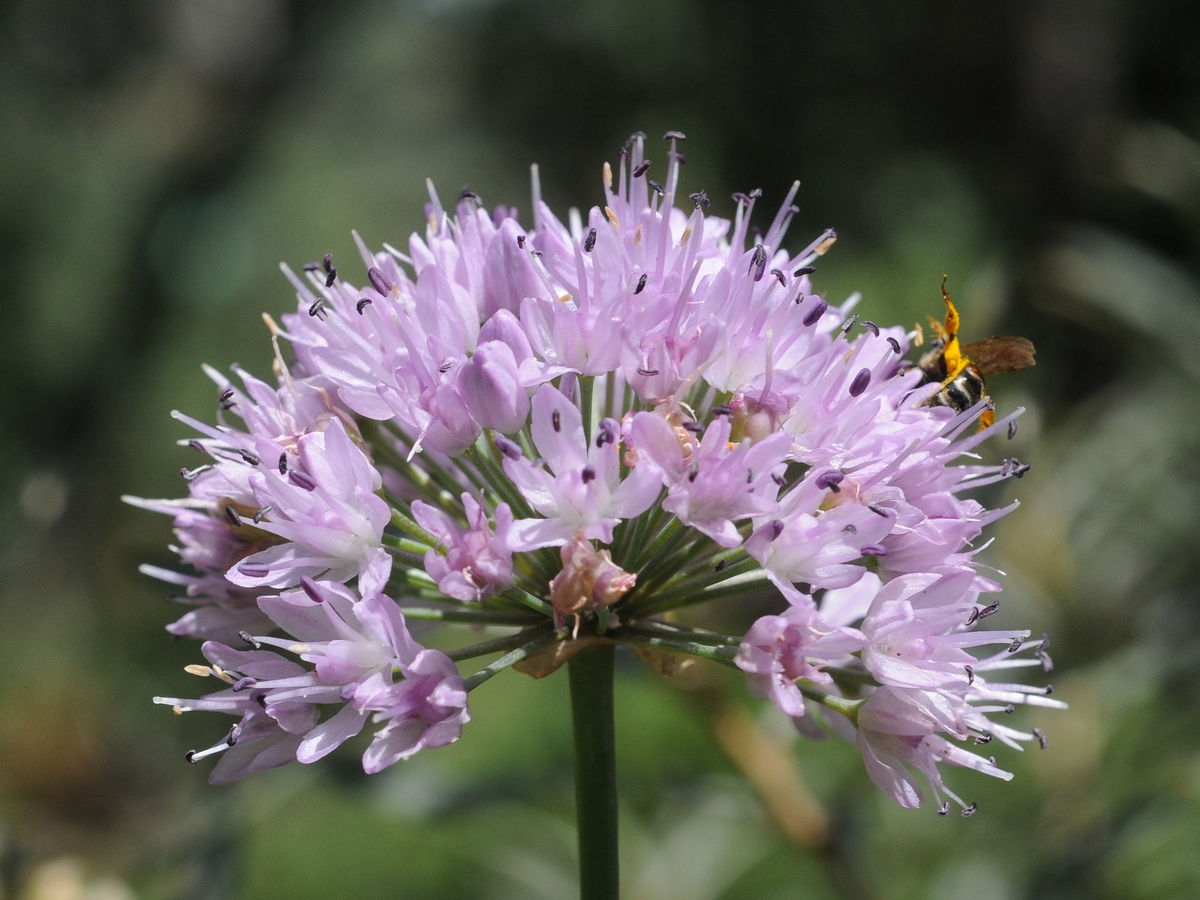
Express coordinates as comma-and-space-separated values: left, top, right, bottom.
961, 336, 1036, 376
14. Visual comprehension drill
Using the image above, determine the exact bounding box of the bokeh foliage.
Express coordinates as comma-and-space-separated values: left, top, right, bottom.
1, 1, 1199, 897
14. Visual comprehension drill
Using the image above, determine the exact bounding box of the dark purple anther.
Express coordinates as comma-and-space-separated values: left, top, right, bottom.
1008, 420, 1019, 440
938, 802, 950, 817
188, 439, 205, 453
648, 180, 665, 195
278, 453, 288, 474
237, 562, 270, 579
978, 600, 1000, 619
849, 368, 872, 397
802, 299, 828, 327
185, 750, 198, 764
232, 676, 257, 692
636, 366, 660, 377
771, 269, 786, 287
1008, 637, 1024, 653
711, 404, 732, 417
357, 298, 372, 314
239, 630, 262, 649
689, 190, 710, 209
459, 188, 481, 204
843, 524, 857, 534
794, 264, 816, 277
517, 234, 526, 249
867, 502, 889, 517
860, 544, 887, 556
595, 419, 617, 448
551, 410, 561, 432
974, 731, 992, 745
715, 559, 727, 572
495, 435, 523, 460
964, 664, 974, 685
239, 450, 260, 466
584, 228, 597, 252
288, 470, 317, 491
325, 268, 337, 288
816, 470, 844, 492
300, 575, 325, 604
1033, 728, 1048, 749
632, 160, 651, 178
769, 520, 785, 540
634, 273, 648, 294
861, 320, 880, 336
887, 337, 902, 354
961, 803, 977, 818
368, 266, 392, 295
225, 505, 241, 526
253, 506, 270, 524
303, 262, 321, 272
219, 388, 235, 403
749, 245, 767, 281
663, 130, 687, 141
682, 421, 704, 434
581, 466, 596, 484
308, 298, 325, 318
323, 253, 334, 274
840, 314, 859, 335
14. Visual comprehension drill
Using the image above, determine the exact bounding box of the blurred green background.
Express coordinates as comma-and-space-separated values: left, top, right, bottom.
2, 0, 1199, 897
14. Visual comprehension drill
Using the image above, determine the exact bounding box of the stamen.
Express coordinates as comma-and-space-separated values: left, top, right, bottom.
860, 544, 887, 556
715, 559, 727, 572
816, 470, 844, 492
769, 520, 785, 540
289, 470, 317, 491
633, 161, 651, 178
218, 388, 235, 404
325, 268, 337, 288
867, 502, 890, 517
253, 506, 271, 524
688, 190, 710, 209
840, 315, 859, 335
1032, 727, 1049, 749
225, 505, 241, 527
887, 337, 902, 354
300, 575, 324, 604
1008, 637, 1025, 653
938, 802, 950, 817
802, 299, 828, 326
636, 366, 660, 377
322, 253, 334, 274
303, 262, 320, 272
772, 472, 786, 486
977, 600, 1000, 619
1007, 420, 1019, 440
495, 436, 523, 459
278, 453, 288, 474
749, 245, 767, 282
458, 188, 481, 204
238, 630, 262, 649
308, 298, 325, 318
232, 676, 257, 692
581, 466, 596, 484
552, 410, 562, 432
663, 130, 687, 141
648, 180, 665, 195
239, 450, 260, 466
517, 235, 526, 249
635, 273, 648, 294
860, 320, 880, 336
357, 298, 372, 314
843, 524, 857, 534
793, 265, 816, 277
368, 267, 391, 295
711, 405, 732, 417
189, 439, 206, 453
964, 664, 974, 684
584, 228, 597, 252
974, 731, 992, 745
849, 368, 872, 397
682, 422, 704, 434
771, 268, 787, 287
237, 563, 269, 579
961, 803, 977, 818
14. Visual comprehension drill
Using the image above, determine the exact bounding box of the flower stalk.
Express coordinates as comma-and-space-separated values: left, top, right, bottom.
569, 643, 620, 900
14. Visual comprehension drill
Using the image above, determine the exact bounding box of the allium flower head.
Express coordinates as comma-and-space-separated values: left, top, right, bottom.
130, 130, 1059, 816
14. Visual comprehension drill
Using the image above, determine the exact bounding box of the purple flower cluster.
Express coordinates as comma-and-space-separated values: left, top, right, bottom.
129, 132, 1058, 812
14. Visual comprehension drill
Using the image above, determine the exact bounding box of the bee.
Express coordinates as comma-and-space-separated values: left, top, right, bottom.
917, 277, 1036, 428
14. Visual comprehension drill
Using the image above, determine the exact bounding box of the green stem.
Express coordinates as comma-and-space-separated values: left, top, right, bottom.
446, 625, 551, 662
399, 606, 542, 626
617, 629, 740, 665
463, 627, 567, 690
569, 643, 620, 900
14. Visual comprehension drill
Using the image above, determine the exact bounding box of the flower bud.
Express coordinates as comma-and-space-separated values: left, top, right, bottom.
459, 341, 530, 434
483, 218, 546, 317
